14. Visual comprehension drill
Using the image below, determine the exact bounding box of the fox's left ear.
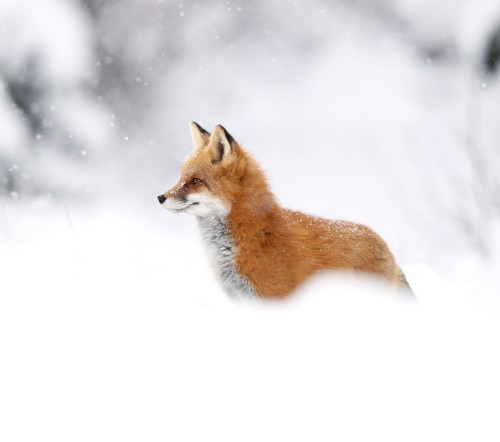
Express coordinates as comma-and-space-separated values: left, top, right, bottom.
210, 125, 237, 164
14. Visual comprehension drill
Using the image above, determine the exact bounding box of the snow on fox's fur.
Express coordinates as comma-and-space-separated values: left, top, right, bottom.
158, 122, 411, 298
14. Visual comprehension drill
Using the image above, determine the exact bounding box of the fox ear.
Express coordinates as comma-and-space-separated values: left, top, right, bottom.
210, 125, 236, 164
190, 121, 211, 149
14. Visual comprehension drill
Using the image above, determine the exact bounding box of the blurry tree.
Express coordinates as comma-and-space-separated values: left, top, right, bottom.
358, 0, 500, 257
79, 0, 331, 132
484, 24, 500, 73
0, 0, 110, 197
453, 77, 500, 257
76, 0, 339, 190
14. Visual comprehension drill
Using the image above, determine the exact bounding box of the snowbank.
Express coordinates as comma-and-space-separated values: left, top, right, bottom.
1, 201, 499, 441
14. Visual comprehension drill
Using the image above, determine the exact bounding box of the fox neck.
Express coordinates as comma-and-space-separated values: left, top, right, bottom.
228, 158, 279, 234
198, 213, 256, 299
198, 156, 278, 298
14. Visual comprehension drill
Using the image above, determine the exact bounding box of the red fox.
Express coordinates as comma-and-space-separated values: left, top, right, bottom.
158, 122, 412, 299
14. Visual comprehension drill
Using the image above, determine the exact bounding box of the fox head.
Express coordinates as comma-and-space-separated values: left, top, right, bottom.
158, 122, 251, 218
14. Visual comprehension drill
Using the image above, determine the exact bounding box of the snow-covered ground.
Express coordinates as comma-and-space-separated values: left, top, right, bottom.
1, 0, 500, 440
1, 198, 499, 441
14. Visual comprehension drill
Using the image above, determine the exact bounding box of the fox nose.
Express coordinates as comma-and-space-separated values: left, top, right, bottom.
157, 195, 166, 204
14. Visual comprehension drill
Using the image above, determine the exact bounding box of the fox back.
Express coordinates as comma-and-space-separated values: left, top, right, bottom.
158, 122, 411, 298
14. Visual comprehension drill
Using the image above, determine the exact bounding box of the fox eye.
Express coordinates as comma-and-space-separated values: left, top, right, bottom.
189, 178, 202, 185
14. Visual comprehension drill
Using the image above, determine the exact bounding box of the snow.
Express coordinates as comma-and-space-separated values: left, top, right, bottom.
1, 200, 500, 441
1, 1, 500, 441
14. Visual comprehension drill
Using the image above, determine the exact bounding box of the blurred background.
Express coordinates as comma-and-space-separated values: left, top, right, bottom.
1, 0, 499, 295
1, 2, 500, 440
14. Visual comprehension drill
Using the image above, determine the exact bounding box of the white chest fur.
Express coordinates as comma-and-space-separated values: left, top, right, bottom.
198, 215, 256, 299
